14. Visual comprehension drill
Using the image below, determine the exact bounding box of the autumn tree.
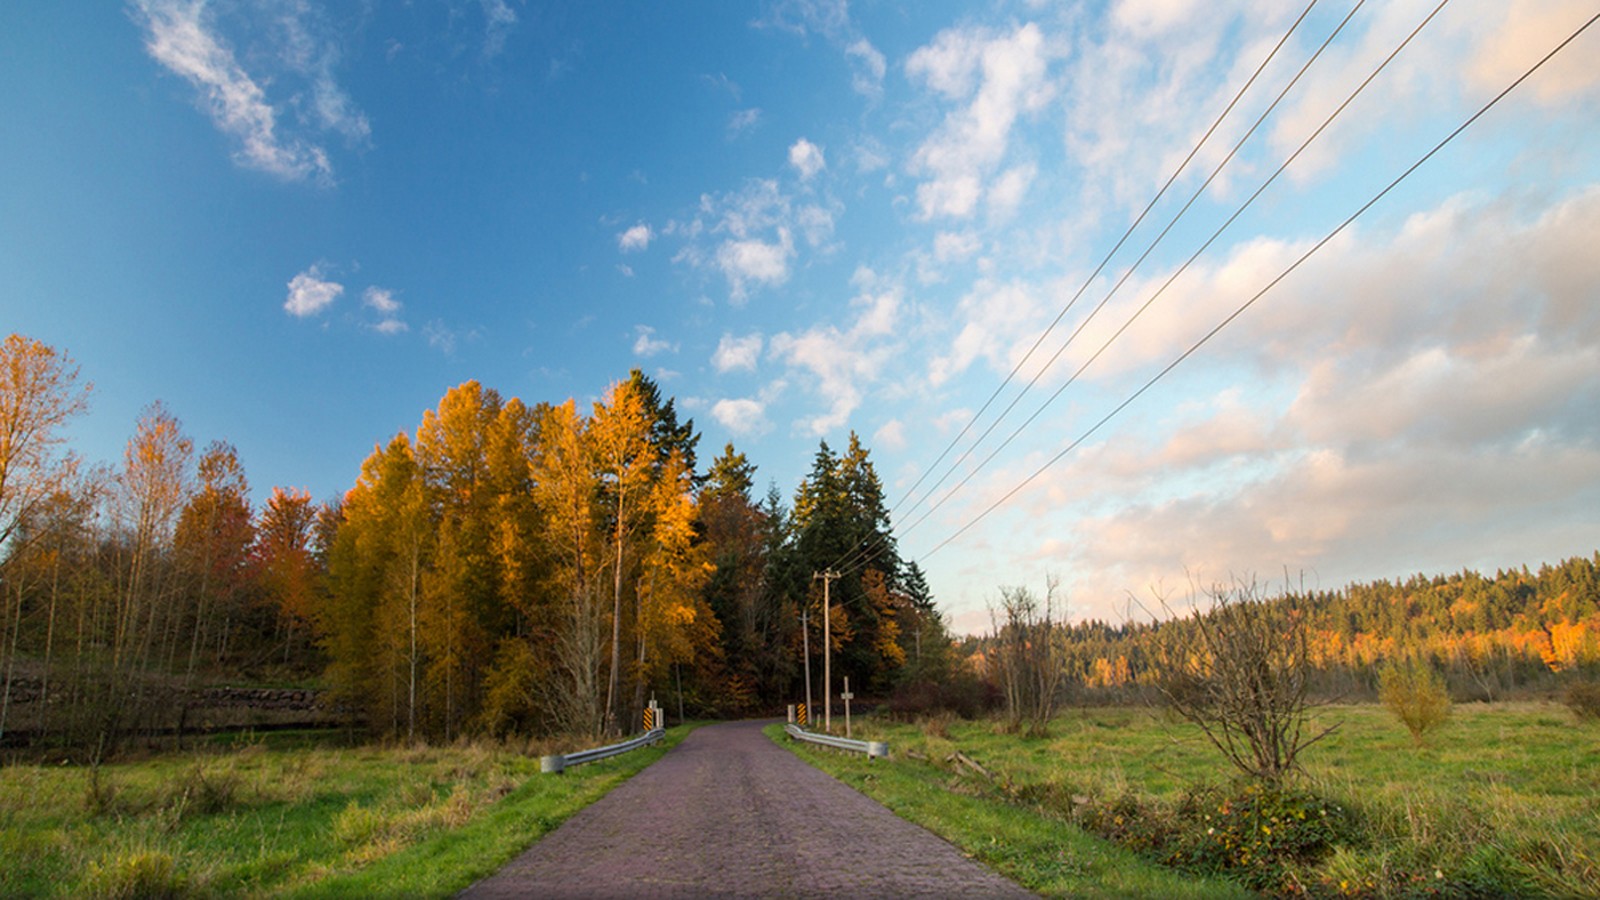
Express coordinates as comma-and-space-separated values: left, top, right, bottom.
255, 486, 320, 666
528, 399, 605, 735
0, 334, 92, 567
173, 442, 254, 685
590, 379, 655, 734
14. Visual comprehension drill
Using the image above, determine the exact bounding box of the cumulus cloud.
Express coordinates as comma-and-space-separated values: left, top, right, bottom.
618, 223, 654, 252
788, 138, 826, 180
770, 283, 904, 435
711, 398, 770, 436
928, 185, 1600, 622
713, 332, 763, 372
906, 23, 1053, 219
717, 231, 794, 302
632, 325, 677, 357
284, 266, 343, 317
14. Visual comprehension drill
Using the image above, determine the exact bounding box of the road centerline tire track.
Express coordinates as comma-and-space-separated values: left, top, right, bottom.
460, 719, 1035, 898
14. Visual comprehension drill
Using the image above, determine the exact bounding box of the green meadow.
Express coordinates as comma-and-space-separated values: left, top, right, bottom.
0, 726, 691, 899
773, 702, 1600, 898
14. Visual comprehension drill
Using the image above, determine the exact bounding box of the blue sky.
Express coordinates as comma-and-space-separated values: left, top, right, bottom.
3, 0, 1597, 633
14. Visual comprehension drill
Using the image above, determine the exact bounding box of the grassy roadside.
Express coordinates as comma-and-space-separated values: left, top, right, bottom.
770, 702, 1600, 897
0, 725, 695, 898
763, 722, 1251, 899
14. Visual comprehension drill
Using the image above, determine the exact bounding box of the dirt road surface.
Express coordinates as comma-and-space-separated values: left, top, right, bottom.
459, 719, 1035, 898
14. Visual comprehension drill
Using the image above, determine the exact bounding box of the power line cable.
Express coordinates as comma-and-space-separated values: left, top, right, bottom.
822, 0, 1327, 578
894, 0, 1366, 534
891, 0, 1452, 551
919, 8, 1600, 561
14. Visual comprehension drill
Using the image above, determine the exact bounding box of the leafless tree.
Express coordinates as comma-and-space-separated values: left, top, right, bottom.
1149, 577, 1335, 782
988, 576, 1068, 736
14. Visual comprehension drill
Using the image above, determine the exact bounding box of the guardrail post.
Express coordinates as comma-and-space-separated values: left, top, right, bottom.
787, 704, 796, 724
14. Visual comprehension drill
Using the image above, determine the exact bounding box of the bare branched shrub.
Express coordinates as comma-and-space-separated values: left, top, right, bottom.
988, 577, 1068, 736
1564, 680, 1600, 721
1379, 659, 1452, 745
1150, 578, 1335, 782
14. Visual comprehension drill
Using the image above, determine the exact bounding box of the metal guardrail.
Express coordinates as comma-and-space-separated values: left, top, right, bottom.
540, 727, 666, 774
784, 723, 888, 759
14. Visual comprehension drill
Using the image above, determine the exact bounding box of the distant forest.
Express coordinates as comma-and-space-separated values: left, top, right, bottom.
962, 553, 1600, 702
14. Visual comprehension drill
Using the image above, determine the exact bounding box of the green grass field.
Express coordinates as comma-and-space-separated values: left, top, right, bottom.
0, 726, 692, 898
773, 702, 1600, 898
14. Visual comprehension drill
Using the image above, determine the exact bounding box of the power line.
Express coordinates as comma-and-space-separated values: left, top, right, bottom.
895, 0, 1366, 536
921, 8, 1600, 561
822, 0, 1327, 578
894, 0, 1451, 548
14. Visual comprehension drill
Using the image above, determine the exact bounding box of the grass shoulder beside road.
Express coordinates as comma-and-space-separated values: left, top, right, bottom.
764, 722, 1251, 899
0, 724, 696, 898
770, 702, 1600, 897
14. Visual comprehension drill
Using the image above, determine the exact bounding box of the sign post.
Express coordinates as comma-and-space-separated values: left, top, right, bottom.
841, 676, 855, 739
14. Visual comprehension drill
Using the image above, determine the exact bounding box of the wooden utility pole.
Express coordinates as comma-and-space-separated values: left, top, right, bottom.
814, 570, 840, 732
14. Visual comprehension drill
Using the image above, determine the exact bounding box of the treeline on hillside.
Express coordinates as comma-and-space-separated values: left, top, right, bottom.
0, 334, 955, 755
964, 555, 1600, 703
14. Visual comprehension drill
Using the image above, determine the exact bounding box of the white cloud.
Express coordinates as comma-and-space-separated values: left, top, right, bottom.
618, 223, 654, 252
988, 163, 1037, 219
284, 266, 342, 317
363, 286, 406, 334
716, 230, 794, 303
711, 398, 771, 436
927, 278, 1048, 386
770, 282, 904, 436
632, 325, 677, 357
934, 231, 982, 262
728, 108, 763, 135
755, 0, 850, 39
789, 138, 826, 180
846, 39, 887, 97
480, 0, 518, 59
905, 23, 1053, 220
134, 0, 334, 182
363, 286, 400, 315
713, 333, 764, 372
874, 418, 908, 451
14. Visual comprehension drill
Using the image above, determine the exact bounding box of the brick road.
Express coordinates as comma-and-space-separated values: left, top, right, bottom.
458, 719, 1036, 898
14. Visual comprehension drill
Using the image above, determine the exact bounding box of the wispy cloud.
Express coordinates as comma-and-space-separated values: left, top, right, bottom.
284, 265, 342, 317
728, 108, 763, 136
134, 0, 333, 182
363, 287, 406, 334
846, 38, 887, 98
132, 0, 373, 184
480, 0, 519, 59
